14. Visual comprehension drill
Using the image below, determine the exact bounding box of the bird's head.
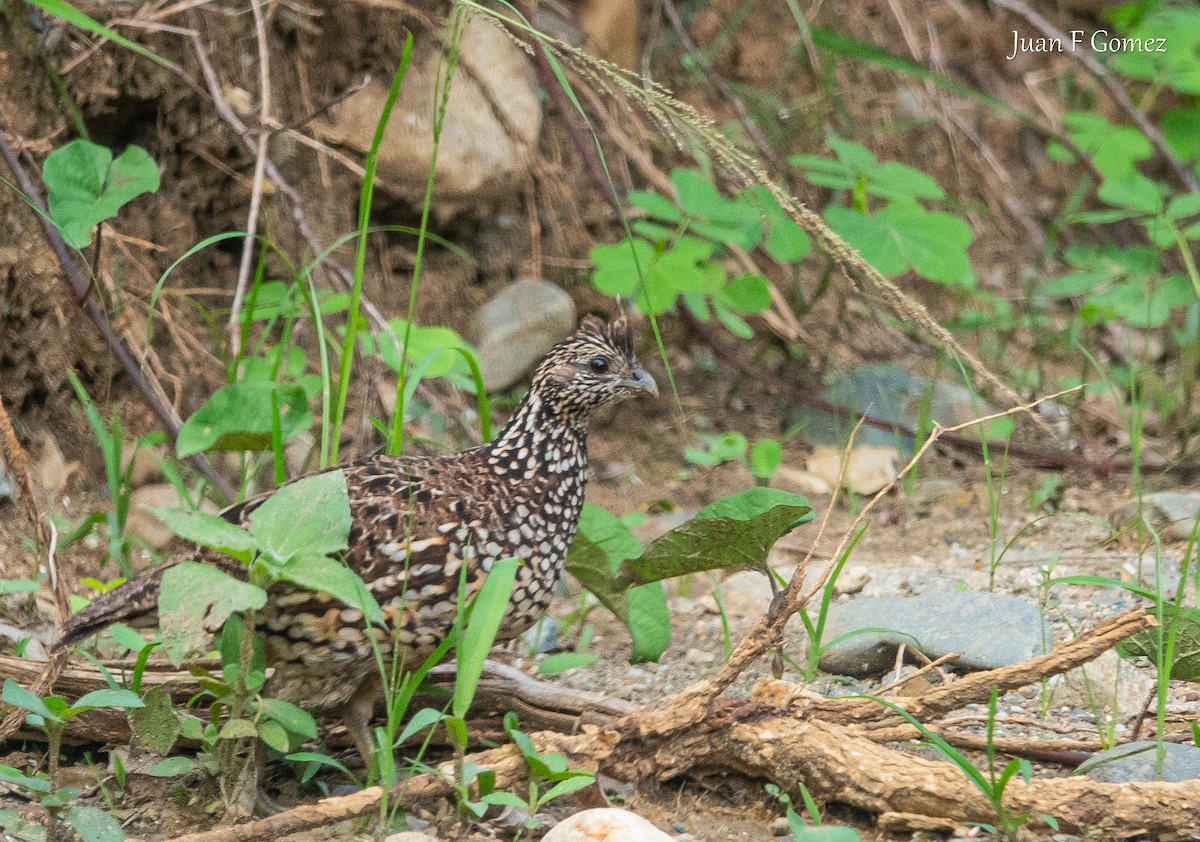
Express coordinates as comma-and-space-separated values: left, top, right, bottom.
531, 314, 658, 422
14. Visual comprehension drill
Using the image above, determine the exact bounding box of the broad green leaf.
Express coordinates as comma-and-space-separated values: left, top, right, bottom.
249, 470, 351, 563
147, 507, 256, 561
541, 773, 598, 801
1118, 605, 1200, 680
454, 557, 519, 718
1063, 112, 1151, 178
628, 189, 682, 222
721, 273, 771, 314
257, 719, 291, 753
627, 581, 670, 663
260, 697, 318, 739
750, 439, 783, 479
43, 139, 159, 248
218, 718, 258, 741
573, 503, 643, 574
365, 320, 478, 380
158, 562, 267, 664
279, 552, 384, 627
2, 678, 62, 724
130, 686, 179, 755
177, 380, 311, 457
628, 489, 812, 583
147, 756, 196, 777
1098, 172, 1164, 215
765, 216, 810, 262
1167, 193, 1200, 220
73, 689, 144, 711
0, 765, 50, 794
536, 652, 599, 676
67, 806, 124, 842
398, 706, 446, 743
1163, 108, 1200, 162
1110, 8, 1200, 95
109, 624, 151, 653
0, 578, 39, 595
870, 161, 945, 201
825, 203, 973, 283
590, 240, 649, 297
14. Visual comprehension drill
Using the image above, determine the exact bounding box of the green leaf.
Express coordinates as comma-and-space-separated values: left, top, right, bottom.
260, 697, 318, 740
1063, 112, 1151, 178
0, 578, 40, 595
454, 557, 519, 718
541, 773, 598, 801
2, 678, 62, 724
72, 689, 144, 711
1167, 193, 1200, 220
109, 624, 151, 653
257, 719, 291, 753
398, 706, 446, 744
279, 552, 384, 627
130, 686, 180, 755
366, 320, 478, 380
536, 652, 599, 676
749, 439, 783, 479
43, 139, 159, 248
1163, 108, 1200, 162
626, 581, 670, 662
177, 380, 311, 457
249, 470, 351, 563
218, 718, 259, 740
1110, 8, 1200, 95
825, 203, 972, 283
628, 489, 813, 583
147, 756, 196, 777
68, 806, 124, 842
870, 161, 945, 201
721, 273, 771, 314
628, 189, 682, 222
765, 215, 810, 262
1098, 172, 1164, 215
0, 764, 51, 793
147, 507, 256, 562
1118, 605, 1200, 680
157, 562, 267, 664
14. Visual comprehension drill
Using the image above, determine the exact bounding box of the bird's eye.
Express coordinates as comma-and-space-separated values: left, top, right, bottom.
588, 356, 610, 374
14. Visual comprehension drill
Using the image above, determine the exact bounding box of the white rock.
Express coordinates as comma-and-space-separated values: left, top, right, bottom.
833, 564, 871, 596
384, 833, 442, 842
543, 808, 674, 842
807, 444, 899, 496
470, 278, 576, 391
314, 13, 541, 215
771, 465, 832, 496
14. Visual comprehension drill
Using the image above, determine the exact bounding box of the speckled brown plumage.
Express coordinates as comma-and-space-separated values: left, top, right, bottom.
56, 315, 656, 760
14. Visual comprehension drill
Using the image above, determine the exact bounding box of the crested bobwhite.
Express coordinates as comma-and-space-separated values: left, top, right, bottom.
56, 315, 657, 760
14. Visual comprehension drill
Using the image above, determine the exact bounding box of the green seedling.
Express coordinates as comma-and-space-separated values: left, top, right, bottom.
765, 782, 861, 840
2, 678, 142, 841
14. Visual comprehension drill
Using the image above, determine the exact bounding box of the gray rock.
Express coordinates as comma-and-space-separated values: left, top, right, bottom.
1077, 741, 1200, 782
470, 278, 576, 391
522, 617, 558, 655
794, 364, 999, 454
1112, 491, 1200, 541
815, 592, 1048, 677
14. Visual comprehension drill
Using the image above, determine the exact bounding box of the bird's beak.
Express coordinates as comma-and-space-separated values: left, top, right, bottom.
623, 366, 658, 397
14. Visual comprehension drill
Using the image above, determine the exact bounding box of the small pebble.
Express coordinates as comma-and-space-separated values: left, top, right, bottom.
671, 822, 686, 832
770, 816, 791, 836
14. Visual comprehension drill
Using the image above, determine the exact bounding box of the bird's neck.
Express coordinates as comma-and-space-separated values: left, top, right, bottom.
484, 393, 588, 482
